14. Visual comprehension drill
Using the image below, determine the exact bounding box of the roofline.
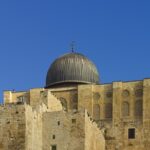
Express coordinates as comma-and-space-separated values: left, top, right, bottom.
45, 80, 99, 88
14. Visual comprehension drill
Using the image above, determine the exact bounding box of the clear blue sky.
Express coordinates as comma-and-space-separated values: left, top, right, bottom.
0, 0, 150, 103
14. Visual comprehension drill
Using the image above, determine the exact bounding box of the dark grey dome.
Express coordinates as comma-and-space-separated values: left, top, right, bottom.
45, 52, 100, 87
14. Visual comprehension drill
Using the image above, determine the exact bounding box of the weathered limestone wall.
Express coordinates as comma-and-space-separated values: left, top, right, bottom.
91, 81, 146, 150
47, 91, 63, 111
112, 81, 143, 127
104, 119, 144, 150
51, 87, 78, 111
3, 91, 28, 104
78, 85, 93, 114
143, 79, 150, 149
3, 88, 44, 106
92, 84, 112, 120
42, 89, 84, 150
29, 88, 44, 107
105, 81, 145, 150
85, 111, 105, 150
25, 91, 63, 150
78, 81, 146, 150
3, 91, 12, 104
42, 111, 85, 150
0, 104, 25, 150
1, 78, 150, 150
25, 104, 48, 150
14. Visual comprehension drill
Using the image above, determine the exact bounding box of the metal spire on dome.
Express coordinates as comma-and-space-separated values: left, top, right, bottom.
71, 41, 75, 53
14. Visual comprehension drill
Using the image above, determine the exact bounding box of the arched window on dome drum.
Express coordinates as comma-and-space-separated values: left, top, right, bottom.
70, 94, 78, 110
93, 104, 100, 121
60, 97, 67, 111
122, 102, 130, 117
105, 103, 112, 118
72, 103, 78, 110
135, 100, 142, 116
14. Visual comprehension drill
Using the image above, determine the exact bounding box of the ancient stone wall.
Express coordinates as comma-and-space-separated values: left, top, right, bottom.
85, 111, 105, 150
29, 88, 44, 107
143, 79, 150, 149
47, 91, 63, 111
78, 85, 93, 114
91, 80, 146, 150
104, 81, 145, 150
0, 104, 25, 150
2, 79, 150, 150
42, 111, 85, 150
78, 80, 148, 150
3, 91, 28, 104
51, 87, 78, 111
92, 84, 112, 120
25, 90, 63, 150
25, 104, 48, 150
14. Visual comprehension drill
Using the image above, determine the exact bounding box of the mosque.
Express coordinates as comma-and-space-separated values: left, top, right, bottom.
0, 52, 150, 150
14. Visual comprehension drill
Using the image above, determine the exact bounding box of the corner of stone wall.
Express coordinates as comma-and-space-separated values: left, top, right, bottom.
25, 92, 63, 150
47, 91, 63, 112
25, 103, 49, 150
85, 110, 105, 150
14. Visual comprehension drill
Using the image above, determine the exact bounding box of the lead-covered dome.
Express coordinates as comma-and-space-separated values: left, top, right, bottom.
45, 52, 100, 87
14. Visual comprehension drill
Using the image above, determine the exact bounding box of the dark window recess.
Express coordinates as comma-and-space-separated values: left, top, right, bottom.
16, 111, 19, 114
16, 96, 25, 104
128, 128, 135, 139
51, 145, 57, 150
52, 135, 55, 139
58, 121, 60, 126
72, 119, 76, 124
7, 121, 10, 124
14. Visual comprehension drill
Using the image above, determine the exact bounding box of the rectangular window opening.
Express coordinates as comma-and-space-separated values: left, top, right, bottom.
51, 145, 57, 150
72, 119, 76, 124
57, 121, 60, 126
128, 128, 135, 139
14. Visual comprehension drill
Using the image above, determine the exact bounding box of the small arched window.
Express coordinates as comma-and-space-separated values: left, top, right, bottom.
105, 103, 112, 118
122, 102, 129, 117
93, 104, 100, 120
135, 100, 142, 116
70, 94, 78, 110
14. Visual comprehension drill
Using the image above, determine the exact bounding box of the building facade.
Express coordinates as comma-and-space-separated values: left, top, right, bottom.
0, 52, 150, 150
